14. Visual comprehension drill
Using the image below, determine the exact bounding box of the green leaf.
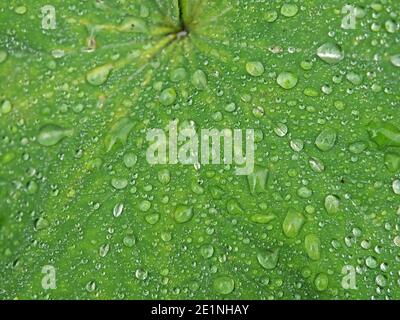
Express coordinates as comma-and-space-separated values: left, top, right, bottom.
1, 0, 400, 300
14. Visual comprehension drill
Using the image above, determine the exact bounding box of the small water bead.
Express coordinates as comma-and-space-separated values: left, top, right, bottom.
309, 158, 325, 173
174, 205, 193, 223
160, 88, 177, 106
1, 100, 12, 114
391, 54, 400, 67
86, 64, 112, 86
274, 123, 288, 137
349, 141, 367, 154
0, 50, 7, 63
123, 235, 136, 247
297, 186, 312, 199
34, 217, 49, 231
99, 243, 110, 257
139, 200, 151, 212
158, 169, 171, 185
282, 210, 305, 238
246, 61, 264, 77
225, 102, 236, 113
191, 70, 207, 90
111, 177, 128, 190
265, 10, 278, 22
385, 20, 399, 33
317, 43, 344, 65
325, 195, 340, 214
290, 139, 304, 152
135, 269, 148, 281
392, 180, 400, 195
123, 153, 138, 168
213, 276, 235, 295
346, 72, 363, 85
37, 124, 73, 147
393, 236, 400, 247
280, 4, 298, 17
257, 249, 279, 270
200, 244, 214, 259
375, 274, 387, 288
365, 255, 377, 269
170, 67, 187, 82
113, 203, 124, 217
315, 128, 337, 152
15, 6, 27, 14
27, 181, 39, 194
250, 214, 276, 224
277, 72, 298, 89
314, 273, 329, 291
303, 87, 319, 97
300, 60, 313, 70
304, 234, 321, 261
145, 213, 160, 225
86, 281, 96, 293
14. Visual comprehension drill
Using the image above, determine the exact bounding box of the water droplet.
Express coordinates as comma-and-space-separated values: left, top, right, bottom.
135, 269, 148, 281
325, 195, 340, 214
317, 43, 344, 65
104, 118, 134, 152
113, 203, 124, 217
314, 273, 329, 291
277, 72, 298, 89
246, 61, 264, 77
191, 70, 207, 90
283, 210, 305, 238
226, 199, 243, 215
158, 169, 171, 185
123, 235, 136, 247
250, 214, 276, 224
247, 166, 268, 194
315, 128, 337, 152
309, 157, 325, 173
349, 141, 367, 154
200, 244, 214, 259
145, 213, 160, 225
392, 180, 400, 195
139, 200, 151, 212
365, 256, 377, 269
0, 50, 8, 63
346, 72, 363, 85
37, 124, 73, 147
34, 217, 49, 231
99, 243, 110, 257
297, 186, 312, 198
111, 177, 128, 190
281, 4, 298, 17
1, 100, 12, 114
123, 152, 138, 168
304, 234, 321, 260
213, 276, 235, 295
86, 64, 113, 86
174, 205, 193, 223
375, 274, 387, 288
86, 280, 96, 292
15, 6, 27, 15
384, 152, 400, 172
170, 67, 187, 82
290, 139, 304, 152
367, 120, 400, 149
160, 88, 177, 106
257, 249, 279, 270
265, 10, 278, 23
390, 54, 400, 67
274, 123, 288, 137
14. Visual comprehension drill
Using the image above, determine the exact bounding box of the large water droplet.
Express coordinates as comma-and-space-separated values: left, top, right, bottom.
174, 205, 193, 223
304, 234, 321, 260
283, 210, 305, 238
277, 72, 298, 89
316, 128, 337, 152
257, 249, 279, 270
325, 195, 340, 214
390, 54, 400, 67
37, 124, 73, 147
86, 64, 113, 86
213, 276, 235, 295
160, 88, 177, 106
317, 43, 344, 65
191, 70, 207, 90
246, 61, 264, 77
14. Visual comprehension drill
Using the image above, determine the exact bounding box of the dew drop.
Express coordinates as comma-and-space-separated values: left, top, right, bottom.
86, 64, 112, 86
325, 195, 340, 214
37, 124, 73, 147
257, 249, 279, 270
282, 210, 305, 238
160, 88, 177, 106
246, 61, 264, 77
213, 276, 235, 295
191, 70, 207, 90
317, 43, 344, 65
277, 72, 298, 89
390, 54, 400, 67
174, 205, 193, 223
113, 203, 124, 217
